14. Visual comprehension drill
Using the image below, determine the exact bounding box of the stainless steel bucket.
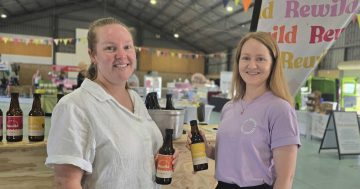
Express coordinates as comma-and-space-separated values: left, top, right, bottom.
148, 109, 185, 139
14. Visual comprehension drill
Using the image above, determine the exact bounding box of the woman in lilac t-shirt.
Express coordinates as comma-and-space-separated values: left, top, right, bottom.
189, 32, 301, 189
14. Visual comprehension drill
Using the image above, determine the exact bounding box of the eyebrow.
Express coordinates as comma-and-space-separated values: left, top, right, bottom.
100, 40, 133, 45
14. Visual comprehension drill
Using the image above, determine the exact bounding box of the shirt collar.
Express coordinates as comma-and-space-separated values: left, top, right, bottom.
81, 78, 112, 102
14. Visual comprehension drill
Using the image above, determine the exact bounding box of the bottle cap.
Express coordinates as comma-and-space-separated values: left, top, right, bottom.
190, 120, 197, 126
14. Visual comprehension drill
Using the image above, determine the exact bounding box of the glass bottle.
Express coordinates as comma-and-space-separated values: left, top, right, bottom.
6, 93, 23, 142
190, 120, 208, 172
197, 102, 205, 123
165, 94, 175, 110
28, 93, 45, 142
156, 129, 175, 185
0, 108, 2, 142
145, 92, 161, 109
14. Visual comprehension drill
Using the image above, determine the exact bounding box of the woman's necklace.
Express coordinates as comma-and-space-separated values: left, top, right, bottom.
240, 100, 246, 115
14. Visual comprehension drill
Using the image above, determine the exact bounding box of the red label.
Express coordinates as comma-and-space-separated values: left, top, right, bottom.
157, 155, 173, 171
156, 154, 173, 178
6, 116, 23, 136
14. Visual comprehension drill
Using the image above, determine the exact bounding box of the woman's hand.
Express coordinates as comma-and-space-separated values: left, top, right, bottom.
172, 148, 180, 169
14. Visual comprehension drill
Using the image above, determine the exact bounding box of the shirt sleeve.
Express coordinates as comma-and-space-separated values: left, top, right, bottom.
269, 100, 301, 150
45, 102, 95, 173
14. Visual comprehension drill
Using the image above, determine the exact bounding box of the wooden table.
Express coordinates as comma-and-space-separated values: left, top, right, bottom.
0, 125, 218, 189
0, 140, 52, 189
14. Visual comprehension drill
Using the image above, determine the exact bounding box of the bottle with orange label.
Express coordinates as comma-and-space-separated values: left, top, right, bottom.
155, 129, 175, 185
190, 120, 208, 172
6, 93, 23, 142
28, 93, 45, 142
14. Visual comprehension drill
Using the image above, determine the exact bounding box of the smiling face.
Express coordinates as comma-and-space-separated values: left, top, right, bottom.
89, 24, 136, 85
238, 38, 273, 91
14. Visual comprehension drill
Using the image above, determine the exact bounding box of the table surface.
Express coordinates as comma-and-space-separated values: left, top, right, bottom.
0, 124, 218, 189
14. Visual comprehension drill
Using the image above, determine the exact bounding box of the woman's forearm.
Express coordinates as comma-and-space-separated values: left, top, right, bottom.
273, 176, 294, 189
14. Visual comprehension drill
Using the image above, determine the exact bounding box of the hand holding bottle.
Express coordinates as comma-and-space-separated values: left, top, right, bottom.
186, 129, 213, 159
155, 148, 180, 169
187, 120, 208, 172
155, 129, 179, 185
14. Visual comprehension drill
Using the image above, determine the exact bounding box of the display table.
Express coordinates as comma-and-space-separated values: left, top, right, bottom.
0, 141, 52, 188
296, 111, 330, 139
0, 125, 218, 189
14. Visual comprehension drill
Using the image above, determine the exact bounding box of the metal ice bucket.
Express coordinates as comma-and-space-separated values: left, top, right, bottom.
148, 109, 185, 139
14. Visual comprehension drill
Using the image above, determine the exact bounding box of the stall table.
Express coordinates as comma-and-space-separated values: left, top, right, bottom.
0, 125, 218, 189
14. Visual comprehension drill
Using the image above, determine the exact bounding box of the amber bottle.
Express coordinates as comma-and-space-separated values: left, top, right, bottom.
156, 129, 175, 185
28, 93, 45, 142
0, 108, 3, 142
190, 120, 208, 172
6, 93, 23, 142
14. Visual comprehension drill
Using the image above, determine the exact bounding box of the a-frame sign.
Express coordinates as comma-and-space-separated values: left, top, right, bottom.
319, 111, 360, 160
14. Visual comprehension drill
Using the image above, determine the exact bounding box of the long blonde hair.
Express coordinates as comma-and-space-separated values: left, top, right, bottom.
230, 32, 293, 106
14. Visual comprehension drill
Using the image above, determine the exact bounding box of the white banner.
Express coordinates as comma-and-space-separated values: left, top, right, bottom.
257, 0, 359, 95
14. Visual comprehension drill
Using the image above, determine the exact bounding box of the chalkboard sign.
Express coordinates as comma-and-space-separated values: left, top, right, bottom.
319, 111, 360, 160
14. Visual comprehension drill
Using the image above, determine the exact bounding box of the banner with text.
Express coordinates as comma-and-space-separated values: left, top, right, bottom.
257, 0, 359, 95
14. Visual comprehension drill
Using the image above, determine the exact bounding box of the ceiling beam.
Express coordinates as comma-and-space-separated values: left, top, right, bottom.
147, 0, 173, 24
159, 0, 197, 29
193, 20, 251, 43
0, 0, 96, 27
136, 1, 150, 18
15, 0, 30, 13
108, 3, 208, 53
123, 1, 230, 52
173, 1, 223, 32
181, 4, 254, 37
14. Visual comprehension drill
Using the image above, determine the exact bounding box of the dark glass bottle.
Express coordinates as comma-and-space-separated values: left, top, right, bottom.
6, 93, 23, 142
0, 108, 3, 142
156, 129, 175, 185
190, 120, 208, 172
145, 92, 161, 109
197, 102, 205, 123
28, 93, 45, 142
165, 94, 175, 110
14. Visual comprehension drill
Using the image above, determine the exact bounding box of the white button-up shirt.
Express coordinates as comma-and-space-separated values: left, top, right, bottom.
46, 79, 163, 189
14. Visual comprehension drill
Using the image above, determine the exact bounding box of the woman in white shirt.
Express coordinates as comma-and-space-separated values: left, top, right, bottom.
46, 17, 177, 189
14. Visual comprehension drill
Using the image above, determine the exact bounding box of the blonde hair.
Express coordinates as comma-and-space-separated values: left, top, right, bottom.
86, 17, 131, 89
230, 32, 293, 106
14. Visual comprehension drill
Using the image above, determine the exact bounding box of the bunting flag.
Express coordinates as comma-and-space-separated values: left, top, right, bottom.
242, 0, 251, 12
222, 0, 229, 7
234, 0, 240, 6
358, 14, 360, 29
0, 35, 231, 60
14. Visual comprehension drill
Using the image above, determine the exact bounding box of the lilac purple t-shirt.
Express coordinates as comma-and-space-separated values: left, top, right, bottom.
215, 91, 301, 187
